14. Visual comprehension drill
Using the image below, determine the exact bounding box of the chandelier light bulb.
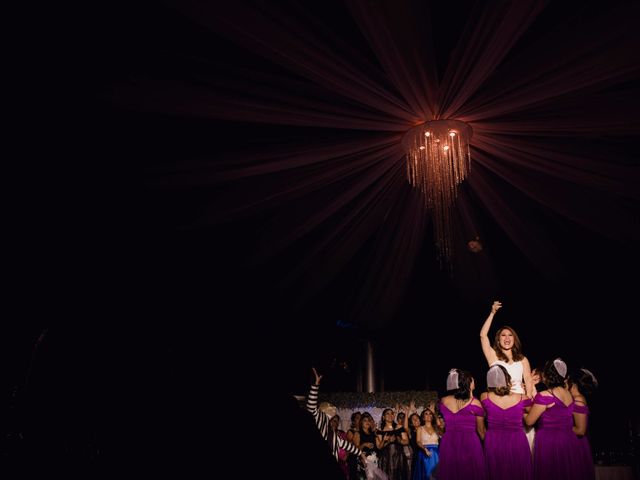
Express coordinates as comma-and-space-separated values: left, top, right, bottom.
402, 119, 472, 263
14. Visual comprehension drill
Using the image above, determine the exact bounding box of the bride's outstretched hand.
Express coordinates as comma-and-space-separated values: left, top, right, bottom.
491, 301, 502, 314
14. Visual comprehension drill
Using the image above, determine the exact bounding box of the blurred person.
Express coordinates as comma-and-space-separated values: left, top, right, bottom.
568, 367, 598, 480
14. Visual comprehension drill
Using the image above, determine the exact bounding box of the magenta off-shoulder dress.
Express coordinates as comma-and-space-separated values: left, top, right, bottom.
482, 396, 533, 480
438, 400, 485, 480
532, 392, 583, 480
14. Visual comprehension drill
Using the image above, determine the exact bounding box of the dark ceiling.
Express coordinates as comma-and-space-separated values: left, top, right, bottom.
3, 0, 637, 475
108, 0, 640, 363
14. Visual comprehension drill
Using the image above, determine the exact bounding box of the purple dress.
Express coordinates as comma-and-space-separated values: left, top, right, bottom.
438, 400, 485, 480
573, 403, 595, 480
482, 396, 533, 480
532, 392, 583, 480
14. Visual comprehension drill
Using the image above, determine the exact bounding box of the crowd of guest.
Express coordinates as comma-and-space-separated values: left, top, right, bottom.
305, 301, 598, 480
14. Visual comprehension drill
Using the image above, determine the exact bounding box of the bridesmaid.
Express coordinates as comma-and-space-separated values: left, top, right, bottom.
525, 358, 583, 480
481, 364, 533, 480
569, 367, 598, 480
438, 369, 486, 480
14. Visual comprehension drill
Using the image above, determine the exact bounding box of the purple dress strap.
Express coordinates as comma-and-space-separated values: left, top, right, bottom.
467, 402, 485, 416
573, 404, 589, 415
533, 392, 556, 405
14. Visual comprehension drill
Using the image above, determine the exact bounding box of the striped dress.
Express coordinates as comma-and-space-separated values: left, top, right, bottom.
306, 384, 362, 461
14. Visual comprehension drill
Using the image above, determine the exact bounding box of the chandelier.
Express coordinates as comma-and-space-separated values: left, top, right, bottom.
402, 120, 472, 263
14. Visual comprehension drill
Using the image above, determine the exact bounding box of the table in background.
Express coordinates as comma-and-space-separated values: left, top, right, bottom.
595, 465, 635, 480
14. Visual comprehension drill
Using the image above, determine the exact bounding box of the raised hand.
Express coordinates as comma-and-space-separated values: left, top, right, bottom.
491, 301, 502, 314
312, 367, 323, 385
531, 368, 541, 384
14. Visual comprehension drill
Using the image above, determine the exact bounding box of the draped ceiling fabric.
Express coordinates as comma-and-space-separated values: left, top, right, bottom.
128, 0, 640, 329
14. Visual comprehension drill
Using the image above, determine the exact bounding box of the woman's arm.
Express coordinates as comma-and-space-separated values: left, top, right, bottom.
306, 368, 323, 417
480, 301, 502, 365
530, 368, 540, 398
375, 432, 385, 450
475, 415, 486, 441
522, 357, 533, 398
572, 395, 588, 436
402, 405, 411, 435
573, 412, 588, 436
337, 435, 362, 457
415, 428, 430, 456
525, 402, 546, 427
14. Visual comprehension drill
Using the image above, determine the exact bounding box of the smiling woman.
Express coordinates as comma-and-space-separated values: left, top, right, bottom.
479, 301, 533, 399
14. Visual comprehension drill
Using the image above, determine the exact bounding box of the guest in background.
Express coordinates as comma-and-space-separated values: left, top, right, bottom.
377, 408, 409, 480
347, 412, 363, 480
354, 413, 387, 480
307, 368, 365, 464
353, 412, 380, 455
405, 411, 422, 476
347, 412, 362, 443
412, 408, 440, 480
330, 415, 350, 478
396, 410, 413, 479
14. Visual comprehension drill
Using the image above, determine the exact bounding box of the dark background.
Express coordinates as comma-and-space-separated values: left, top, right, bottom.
3, 0, 638, 477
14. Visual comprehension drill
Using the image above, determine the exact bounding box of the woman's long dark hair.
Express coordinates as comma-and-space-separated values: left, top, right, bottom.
568, 368, 598, 397
542, 359, 566, 388
453, 369, 474, 400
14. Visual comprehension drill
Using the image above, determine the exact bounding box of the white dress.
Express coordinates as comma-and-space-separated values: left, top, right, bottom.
492, 360, 524, 393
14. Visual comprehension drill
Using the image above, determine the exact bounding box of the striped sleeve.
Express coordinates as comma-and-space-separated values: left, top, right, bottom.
337, 435, 362, 456
307, 384, 327, 436
307, 384, 320, 418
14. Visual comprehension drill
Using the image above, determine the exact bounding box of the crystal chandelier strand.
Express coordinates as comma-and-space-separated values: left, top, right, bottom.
402, 120, 472, 265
